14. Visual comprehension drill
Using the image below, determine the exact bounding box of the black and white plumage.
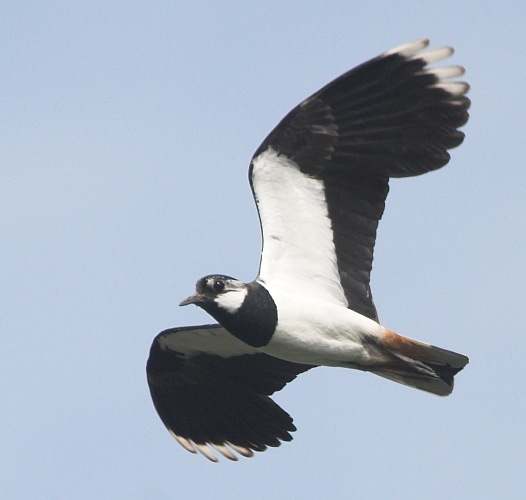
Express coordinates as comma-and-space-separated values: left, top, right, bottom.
147, 38, 470, 462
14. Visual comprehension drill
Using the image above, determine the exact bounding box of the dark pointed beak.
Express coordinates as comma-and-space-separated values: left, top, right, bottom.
179, 292, 204, 307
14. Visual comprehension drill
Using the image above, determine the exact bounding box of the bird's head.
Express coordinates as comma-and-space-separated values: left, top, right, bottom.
180, 275, 248, 316
180, 275, 276, 347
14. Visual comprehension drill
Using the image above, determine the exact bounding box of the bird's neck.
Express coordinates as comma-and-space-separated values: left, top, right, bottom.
204, 281, 278, 348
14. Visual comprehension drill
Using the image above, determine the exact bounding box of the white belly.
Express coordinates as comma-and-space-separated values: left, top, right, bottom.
259, 285, 385, 367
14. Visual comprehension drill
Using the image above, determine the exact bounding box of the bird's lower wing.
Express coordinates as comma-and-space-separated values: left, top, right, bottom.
146, 324, 314, 461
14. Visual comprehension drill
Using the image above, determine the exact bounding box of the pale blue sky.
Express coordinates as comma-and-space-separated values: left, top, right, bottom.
2, 2, 525, 499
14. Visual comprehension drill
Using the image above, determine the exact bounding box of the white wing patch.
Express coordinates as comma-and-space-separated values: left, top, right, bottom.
158, 326, 259, 358
251, 147, 347, 306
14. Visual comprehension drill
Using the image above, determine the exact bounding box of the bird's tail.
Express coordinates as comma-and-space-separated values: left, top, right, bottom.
370, 329, 469, 396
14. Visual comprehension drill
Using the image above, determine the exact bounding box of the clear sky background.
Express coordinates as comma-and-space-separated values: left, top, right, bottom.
2, 2, 525, 499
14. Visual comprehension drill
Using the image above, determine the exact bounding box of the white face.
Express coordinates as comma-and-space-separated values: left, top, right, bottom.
208, 278, 248, 313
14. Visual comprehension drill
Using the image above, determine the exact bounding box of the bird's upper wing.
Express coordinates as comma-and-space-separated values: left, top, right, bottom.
146, 324, 314, 461
250, 39, 470, 321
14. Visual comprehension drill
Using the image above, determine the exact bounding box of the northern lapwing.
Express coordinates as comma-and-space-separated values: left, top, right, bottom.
147, 38, 470, 462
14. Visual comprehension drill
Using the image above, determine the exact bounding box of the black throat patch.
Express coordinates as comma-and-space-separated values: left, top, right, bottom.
202, 281, 278, 348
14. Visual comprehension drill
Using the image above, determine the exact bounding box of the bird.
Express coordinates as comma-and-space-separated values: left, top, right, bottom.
146, 38, 470, 462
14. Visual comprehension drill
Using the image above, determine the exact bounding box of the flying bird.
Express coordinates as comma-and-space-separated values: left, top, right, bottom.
146, 38, 470, 462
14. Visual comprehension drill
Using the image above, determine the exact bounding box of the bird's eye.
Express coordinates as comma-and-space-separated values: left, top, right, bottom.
212, 280, 225, 292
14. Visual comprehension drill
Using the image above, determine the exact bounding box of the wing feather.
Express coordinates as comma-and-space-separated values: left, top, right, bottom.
250, 39, 469, 320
